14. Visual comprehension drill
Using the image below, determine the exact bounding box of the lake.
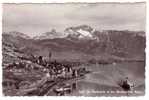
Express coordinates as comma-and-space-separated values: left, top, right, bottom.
68, 61, 145, 96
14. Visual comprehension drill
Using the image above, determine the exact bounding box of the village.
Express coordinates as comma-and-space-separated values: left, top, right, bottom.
3, 52, 90, 96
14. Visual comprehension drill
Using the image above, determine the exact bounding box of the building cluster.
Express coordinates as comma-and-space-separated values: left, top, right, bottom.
3, 54, 87, 93
26, 55, 87, 79
35, 56, 86, 79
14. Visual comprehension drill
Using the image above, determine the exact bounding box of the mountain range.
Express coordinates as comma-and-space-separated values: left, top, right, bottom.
2, 25, 146, 62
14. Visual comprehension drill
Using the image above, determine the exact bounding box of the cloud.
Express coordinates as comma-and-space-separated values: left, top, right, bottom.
3, 3, 146, 37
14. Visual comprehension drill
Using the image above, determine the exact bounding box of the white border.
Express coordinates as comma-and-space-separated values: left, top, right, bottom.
0, 0, 147, 3
0, 0, 148, 100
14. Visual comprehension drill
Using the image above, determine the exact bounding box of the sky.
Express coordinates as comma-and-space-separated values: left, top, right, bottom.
3, 3, 146, 37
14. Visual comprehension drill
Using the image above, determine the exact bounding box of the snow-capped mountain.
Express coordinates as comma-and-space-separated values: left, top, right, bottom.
2, 28, 145, 60
64, 25, 96, 40
3, 31, 31, 39
33, 29, 65, 40
33, 25, 97, 40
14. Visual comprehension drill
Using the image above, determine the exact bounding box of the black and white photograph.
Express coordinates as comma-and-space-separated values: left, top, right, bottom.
2, 2, 146, 96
